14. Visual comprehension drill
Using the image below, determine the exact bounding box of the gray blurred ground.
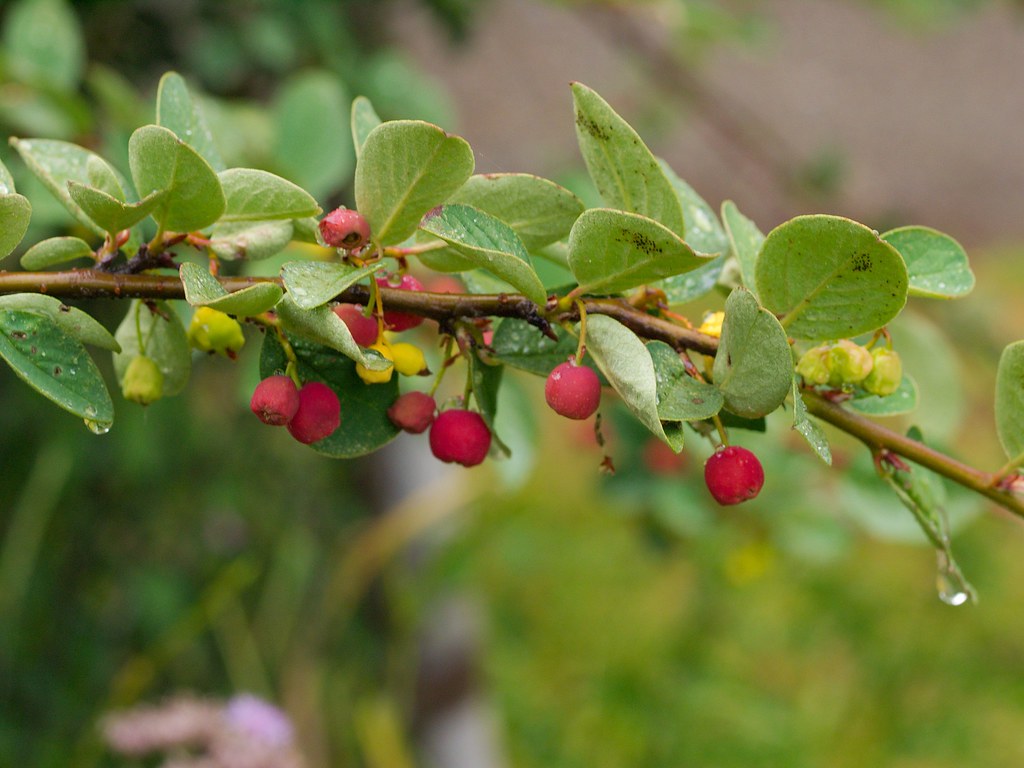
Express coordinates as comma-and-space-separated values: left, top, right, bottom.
392, 0, 1024, 247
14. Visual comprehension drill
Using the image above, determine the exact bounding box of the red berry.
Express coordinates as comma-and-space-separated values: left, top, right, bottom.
250, 375, 300, 426
429, 409, 491, 467
387, 391, 436, 434
287, 381, 341, 444
377, 274, 424, 332
545, 359, 601, 420
703, 445, 764, 505
332, 303, 378, 347
319, 207, 370, 250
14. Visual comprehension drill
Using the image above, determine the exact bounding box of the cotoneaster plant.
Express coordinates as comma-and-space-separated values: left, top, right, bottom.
0, 71, 1019, 603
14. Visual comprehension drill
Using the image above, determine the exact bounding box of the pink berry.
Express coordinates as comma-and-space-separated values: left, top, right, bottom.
319, 207, 370, 250
250, 375, 301, 426
703, 445, 764, 505
387, 391, 436, 434
545, 359, 601, 420
332, 303, 377, 347
287, 381, 341, 444
429, 409, 491, 467
377, 274, 424, 332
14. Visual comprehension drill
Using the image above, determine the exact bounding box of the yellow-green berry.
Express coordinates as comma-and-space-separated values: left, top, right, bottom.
188, 307, 245, 357
122, 355, 164, 405
827, 339, 873, 386
862, 347, 903, 397
796, 345, 831, 386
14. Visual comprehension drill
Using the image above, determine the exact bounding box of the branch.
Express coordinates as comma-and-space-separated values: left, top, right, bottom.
1, 269, 1018, 519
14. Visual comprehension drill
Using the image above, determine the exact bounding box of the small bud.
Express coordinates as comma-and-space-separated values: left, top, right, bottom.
862, 347, 903, 397
188, 307, 245, 357
319, 207, 371, 250
827, 339, 873, 386
121, 355, 164, 405
796, 345, 831, 386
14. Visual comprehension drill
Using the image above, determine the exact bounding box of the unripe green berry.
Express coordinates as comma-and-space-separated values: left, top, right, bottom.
122, 355, 164, 405
827, 339, 873, 386
796, 345, 831, 386
862, 347, 903, 397
188, 307, 245, 358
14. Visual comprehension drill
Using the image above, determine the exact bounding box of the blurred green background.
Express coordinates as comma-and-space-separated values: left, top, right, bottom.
2, 1, 1024, 766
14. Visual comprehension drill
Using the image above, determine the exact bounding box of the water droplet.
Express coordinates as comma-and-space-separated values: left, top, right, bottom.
84, 406, 97, 418
83, 418, 111, 435
935, 549, 974, 606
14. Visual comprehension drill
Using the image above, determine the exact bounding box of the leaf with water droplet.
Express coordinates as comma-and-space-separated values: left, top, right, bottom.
179, 262, 282, 316
847, 374, 918, 416
0, 293, 120, 351
791, 377, 831, 465
280, 260, 383, 310
156, 71, 225, 172
882, 225, 974, 299
0, 308, 113, 424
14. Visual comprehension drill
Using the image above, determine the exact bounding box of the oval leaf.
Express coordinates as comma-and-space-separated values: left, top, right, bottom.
713, 287, 792, 419
157, 71, 225, 172
847, 374, 918, 416
882, 226, 974, 299
0, 293, 120, 351
129, 124, 226, 232
67, 183, 165, 233
419, 204, 546, 305
0, 193, 32, 258
658, 160, 728, 256
567, 208, 713, 295
113, 300, 191, 397
0, 308, 112, 423
571, 82, 685, 237
3, 0, 85, 91
647, 340, 723, 421
179, 262, 282, 316
351, 95, 381, 158
995, 340, 1024, 461
218, 168, 320, 222
586, 314, 676, 446
208, 220, 294, 261
659, 254, 726, 305
275, 294, 389, 370
355, 120, 474, 246
757, 215, 909, 340
281, 260, 383, 310
450, 173, 584, 250
721, 199, 765, 298
260, 331, 399, 458
20, 235, 92, 270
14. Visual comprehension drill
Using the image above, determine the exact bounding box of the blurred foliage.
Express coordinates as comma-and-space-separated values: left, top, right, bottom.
1, 1, 1023, 767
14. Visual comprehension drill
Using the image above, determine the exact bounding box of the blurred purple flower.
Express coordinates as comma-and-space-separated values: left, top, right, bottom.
224, 694, 294, 747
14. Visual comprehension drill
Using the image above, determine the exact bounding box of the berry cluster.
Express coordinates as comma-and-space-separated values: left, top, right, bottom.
796, 339, 903, 396
250, 376, 341, 445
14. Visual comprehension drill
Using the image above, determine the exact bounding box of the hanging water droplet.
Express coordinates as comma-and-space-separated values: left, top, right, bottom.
83, 418, 112, 435
935, 549, 974, 606
84, 406, 97, 418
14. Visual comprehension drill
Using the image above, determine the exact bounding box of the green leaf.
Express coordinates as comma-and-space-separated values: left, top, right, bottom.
355, 120, 474, 246
0, 308, 112, 423
450, 173, 584, 250
647, 340, 723, 421
0, 193, 32, 258
419, 204, 547, 305
567, 208, 713, 295
351, 95, 381, 157
659, 255, 726, 305
570, 82, 685, 237
66, 183, 165, 233
113, 300, 191, 397
217, 168, 320, 222
658, 160, 728, 255
713, 287, 792, 419
281, 260, 383, 310
19, 235, 92, 270
274, 294, 390, 370
9, 137, 122, 235
260, 331, 399, 457
0, 293, 120, 351
490, 318, 605, 383
208, 220, 294, 261
791, 378, 832, 465
586, 314, 676, 446
721, 200, 765, 298
128, 124, 226, 232
0, 157, 18, 195
847, 374, 918, 416
995, 341, 1024, 461
272, 71, 353, 200
757, 215, 909, 340
156, 71, 225, 172
882, 225, 974, 299
3, 0, 85, 91
178, 262, 283, 316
